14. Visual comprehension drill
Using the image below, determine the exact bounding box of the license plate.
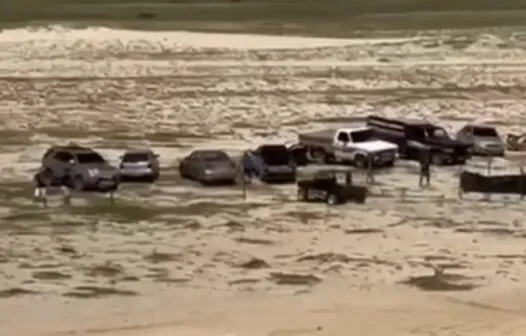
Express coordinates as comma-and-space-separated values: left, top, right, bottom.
123, 169, 150, 175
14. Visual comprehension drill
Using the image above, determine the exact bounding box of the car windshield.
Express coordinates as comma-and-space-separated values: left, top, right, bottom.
259, 146, 291, 165
200, 151, 229, 162
76, 152, 106, 164
350, 129, 374, 143
425, 127, 449, 138
473, 127, 497, 137
123, 152, 150, 162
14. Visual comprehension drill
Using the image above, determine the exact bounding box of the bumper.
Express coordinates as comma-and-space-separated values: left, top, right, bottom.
85, 178, 119, 191
371, 151, 396, 166
120, 168, 158, 181
261, 172, 296, 183
372, 156, 395, 166
436, 154, 469, 165
472, 148, 505, 157
120, 167, 155, 176
201, 172, 237, 182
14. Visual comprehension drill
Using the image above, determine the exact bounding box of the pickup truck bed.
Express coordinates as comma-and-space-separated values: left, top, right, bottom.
298, 129, 337, 147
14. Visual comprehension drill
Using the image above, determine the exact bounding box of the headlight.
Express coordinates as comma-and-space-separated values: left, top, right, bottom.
88, 168, 99, 177
443, 148, 454, 153
204, 169, 212, 175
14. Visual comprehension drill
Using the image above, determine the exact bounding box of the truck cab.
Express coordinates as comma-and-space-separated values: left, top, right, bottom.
331, 127, 398, 167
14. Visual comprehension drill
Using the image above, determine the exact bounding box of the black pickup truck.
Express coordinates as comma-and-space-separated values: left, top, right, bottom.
366, 115, 471, 165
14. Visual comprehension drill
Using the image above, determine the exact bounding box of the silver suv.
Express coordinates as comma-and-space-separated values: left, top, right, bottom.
36, 144, 120, 192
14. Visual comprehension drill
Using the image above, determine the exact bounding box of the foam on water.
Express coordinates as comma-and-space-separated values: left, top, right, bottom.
0, 25, 417, 50
0, 25, 525, 79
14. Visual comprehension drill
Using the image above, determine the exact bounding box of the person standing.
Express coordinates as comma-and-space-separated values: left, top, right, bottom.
419, 148, 431, 187
33, 168, 48, 200
33, 168, 70, 203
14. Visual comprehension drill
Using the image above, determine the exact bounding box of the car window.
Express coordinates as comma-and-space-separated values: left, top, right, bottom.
53, 151, 74, 162
123, 152, 150, 162
259, 146, 290, 165
75, 152, 105, 164
463, 126, 472, 135
336, 132, 350, 142
473, 127, 498, 137
350, 129, 374, 143
427, 127, 449, 138
194, 151, 229, 161
407, 126, 426, 139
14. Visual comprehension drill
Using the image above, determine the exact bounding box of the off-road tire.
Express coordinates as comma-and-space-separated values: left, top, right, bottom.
297, 188, 307, 201
431, 153, 445, 165
148, 174, 159, 183
179, 167, 188, 179
72, 176, 85, 192
40, 168, 54, 187
326, 193, 338, 206
354, 155, 368, 169
309, 149, 327, 164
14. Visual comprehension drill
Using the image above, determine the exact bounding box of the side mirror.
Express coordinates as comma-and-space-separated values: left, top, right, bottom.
154, 154, 160, 158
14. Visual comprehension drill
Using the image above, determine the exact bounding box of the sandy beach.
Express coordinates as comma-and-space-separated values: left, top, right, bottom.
0, 26, 526, 335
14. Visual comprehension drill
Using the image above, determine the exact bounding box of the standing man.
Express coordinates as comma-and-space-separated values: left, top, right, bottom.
419, 147, 431, 187
33, 168, 70, 204
33, 168, 48, 200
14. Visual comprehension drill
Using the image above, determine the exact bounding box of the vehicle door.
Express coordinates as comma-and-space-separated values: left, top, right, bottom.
49, 151, 75, 183
456, 125, 473, 144
251, 148, 266, 174
186, 153, 201, 179
333, 131, 354, 160
405, 126, 428, 158
309, 178, 329, 200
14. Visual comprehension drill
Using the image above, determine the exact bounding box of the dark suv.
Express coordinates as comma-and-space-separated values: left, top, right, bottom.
366, 115, 471, 165
37, 144, 120, 192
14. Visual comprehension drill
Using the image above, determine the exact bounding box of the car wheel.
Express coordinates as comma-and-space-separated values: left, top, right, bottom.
384, 160, 395, 168
309, 149, 327, 164
72, 176, 85, 192
354, 155, 368, 169
40, 168, 54, 186
297, 188, 307, 201
179, 168, 187, 178
431, 154, 445, 165
326, 193, 338, 205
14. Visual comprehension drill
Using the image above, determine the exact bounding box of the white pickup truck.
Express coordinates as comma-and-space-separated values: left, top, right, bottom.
297, 127, 398, 168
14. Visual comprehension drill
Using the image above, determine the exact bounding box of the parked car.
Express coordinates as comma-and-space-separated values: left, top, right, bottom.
179, 149, 237, 185
296, 169, 368, 205
506, 132, 526, 152
456, 124, 505, 156
119, 149, 160, 182
297, 127, 398, 167
286, 143, 309, 166
366, 115, 471, 165
242, 144, 296, 183
37, 144, 120, 192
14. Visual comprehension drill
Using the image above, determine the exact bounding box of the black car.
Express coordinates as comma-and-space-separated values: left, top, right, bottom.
242, 144, 296, 183
179, 149, 238, 185
296, 169, 368, 205
366, 115, 471, 165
